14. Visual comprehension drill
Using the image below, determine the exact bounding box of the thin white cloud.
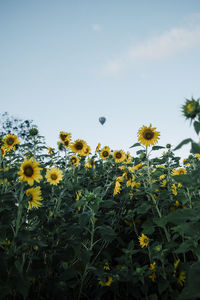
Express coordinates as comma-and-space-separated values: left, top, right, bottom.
92, 24, 102, 32
104, 25, 200, 75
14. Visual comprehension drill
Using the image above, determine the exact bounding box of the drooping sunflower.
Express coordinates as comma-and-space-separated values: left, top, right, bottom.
137, 124, 160, 147
100, 146, 111, 160
70, 155, 79, 166
113, 150, 126, 163
18, 157, 43, 186
59, 131, 72, 143
3, 134, 20, 151
45, 167, 63, 185
70, 139, 87, 156
138, 233, 149, 248
26, 186, 43, 209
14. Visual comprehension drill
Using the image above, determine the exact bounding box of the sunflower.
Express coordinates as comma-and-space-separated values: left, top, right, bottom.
26, 186, 43, 209
1, 146, 7, 157
70, 155, 79, 166
137, 124, 160, 147
18, 157, 43, 186
59, 131, 72, 143
70, 139, 87, 156
173, 259, 186, 286
3, 134, 20, 151
98, 276, 113, 287
100, 146, 111, 160
45, 167, 63, 185
182, 98, 200, 120
84, 145, 91, 156
138, 233, 149, 248
95, 143, 101, 153
113, 150, 126, 163
171, 168, 186, 176
63, 138, 71, 149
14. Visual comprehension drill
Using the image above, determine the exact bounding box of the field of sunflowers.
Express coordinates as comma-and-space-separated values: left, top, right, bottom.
1, 98, 200, 300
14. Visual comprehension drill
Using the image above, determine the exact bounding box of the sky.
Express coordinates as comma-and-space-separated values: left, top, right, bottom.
1, 0, 200, 159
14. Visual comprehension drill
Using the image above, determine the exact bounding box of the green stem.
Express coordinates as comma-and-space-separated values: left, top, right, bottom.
14, 185, 24, 239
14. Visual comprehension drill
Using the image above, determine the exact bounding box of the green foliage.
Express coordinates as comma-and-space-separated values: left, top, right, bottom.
1, 100, 200, 299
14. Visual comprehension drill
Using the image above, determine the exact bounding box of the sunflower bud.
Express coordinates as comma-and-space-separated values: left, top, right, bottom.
139, 152, 146, 161
29, 128, 38, 136
166, 144, 171, 149
182, 98, 200, 120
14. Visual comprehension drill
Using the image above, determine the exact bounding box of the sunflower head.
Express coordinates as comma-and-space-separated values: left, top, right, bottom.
70, 139, 87, 156
182, 98, 200, 120
29, 128, 38, 136
18, 157, 43, 186
26, 186, 43, 209
3, 134, 20, 151
45, 167, 63, 186
100, 146, 111, 160
84, 145, 91, 156
63, 138, 71, 149
113, 150, 126, 163
138, 233, 149, 248
70, 155, 79, 166
95, 143, 101, 153
59, 131, 72, 143
171, 168, 186, 176
137, 124, 160, 147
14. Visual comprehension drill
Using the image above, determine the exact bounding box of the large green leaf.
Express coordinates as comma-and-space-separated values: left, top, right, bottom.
173, 138, 193, 151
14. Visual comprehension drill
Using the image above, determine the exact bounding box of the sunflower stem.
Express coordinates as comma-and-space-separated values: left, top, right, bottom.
14, 185, 24, 239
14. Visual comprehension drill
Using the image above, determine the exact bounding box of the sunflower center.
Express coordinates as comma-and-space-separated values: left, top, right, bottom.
64, 140, 69, 146
143, 238, 148, 244
60, 134, 67, 141
71, 158, 76, 163
51, 174, 57, 180
7, 138, 14, 145
115, 153, 122, 159
143, 130, 154, 140
24, 166, 34, 177
76, 142, 83, 150
103, 151, 109, 157
187, 103, 195, 112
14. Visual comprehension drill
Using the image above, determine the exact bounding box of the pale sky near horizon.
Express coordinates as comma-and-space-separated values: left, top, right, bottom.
1, 0, 200, 159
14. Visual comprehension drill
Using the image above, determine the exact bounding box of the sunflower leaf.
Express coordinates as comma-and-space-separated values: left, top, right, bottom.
152, 145, 165, 150
130, 142, 141, 148
173, 138, 193, 151
191, 142, 200, 154
193, 121, 200, 135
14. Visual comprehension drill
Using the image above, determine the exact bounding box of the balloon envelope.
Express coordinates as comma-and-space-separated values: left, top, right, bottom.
99, 117, 106, 125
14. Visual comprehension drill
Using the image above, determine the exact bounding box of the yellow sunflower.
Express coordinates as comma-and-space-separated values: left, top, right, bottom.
113, 150, 126, 163
59, 131, 72, 143
84, 145, 91, 156
137, 124, 160, 147
70, 155, 79, 166
3, 134, 20, 151
171, 168, 186, 176
98, 276, 113, 287
18, 157, 43, 186
70, 139, 87, 156
45, 167, 63, 186
63, 138, 71, 149
1, 146, 7, 157
95, 143, 101, 153
26, 186, 43, 209
100, 146, 111, 160
138, 233, 149, 248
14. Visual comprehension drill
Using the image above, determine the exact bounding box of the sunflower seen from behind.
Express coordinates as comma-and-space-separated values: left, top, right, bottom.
70, 139, 87, 156
18, 157, 43, 186
100, 146, 111, 160
45, 167, 63, 186
3, 134, 20, 151
26, 186, 43, 209
137, 124, 160, 147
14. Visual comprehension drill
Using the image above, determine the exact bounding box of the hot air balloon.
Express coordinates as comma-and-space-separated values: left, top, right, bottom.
99, 117, 106, 125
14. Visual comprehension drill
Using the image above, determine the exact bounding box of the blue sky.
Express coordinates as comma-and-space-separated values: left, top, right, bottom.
1, 0, 200, 158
